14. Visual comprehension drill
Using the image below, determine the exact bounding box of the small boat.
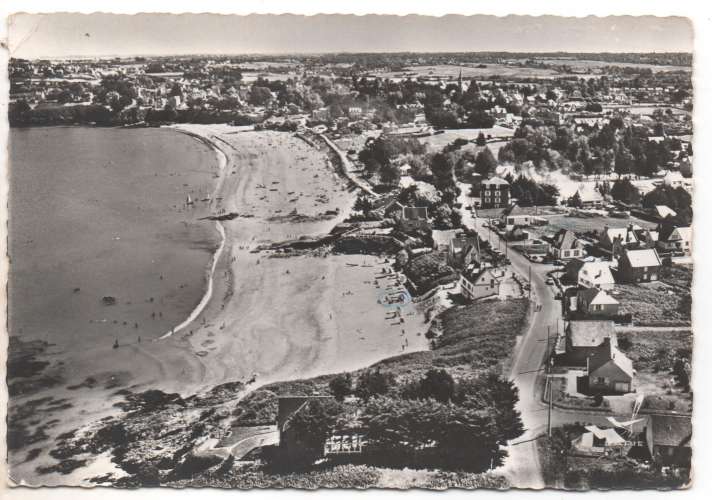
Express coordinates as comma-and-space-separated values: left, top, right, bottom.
186, 195, 194, 205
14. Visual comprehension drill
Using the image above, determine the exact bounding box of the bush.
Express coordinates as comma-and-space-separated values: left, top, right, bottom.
328, 373, 353, 402
354, 370, 395, 401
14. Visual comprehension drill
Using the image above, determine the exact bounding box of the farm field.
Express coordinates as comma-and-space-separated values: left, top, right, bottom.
533, 58, 691, 73
374, 64, 563, 80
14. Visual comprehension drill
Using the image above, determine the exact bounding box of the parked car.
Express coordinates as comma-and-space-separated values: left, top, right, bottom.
545, 277, 554, 285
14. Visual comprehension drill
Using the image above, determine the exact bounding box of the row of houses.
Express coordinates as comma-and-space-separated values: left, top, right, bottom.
599, 223, 691, 258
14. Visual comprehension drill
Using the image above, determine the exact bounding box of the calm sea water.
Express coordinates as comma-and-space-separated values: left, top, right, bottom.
8, 126, 220, 351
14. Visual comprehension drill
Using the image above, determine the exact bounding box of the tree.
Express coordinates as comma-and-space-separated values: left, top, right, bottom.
474, 147, 497, 178
466, 110, 495, 128
475, 132, 487, 147
430, 152, 456, 191
380, 161, 401, 186
610, 178, 641, 205
614, 149, 633, 178
287, 398, 341, 463
355, 370, 394, 401
416, 369, 455, 403
328, 373, 352, 402
248, 86, 273, 106
569, 190, 583, 208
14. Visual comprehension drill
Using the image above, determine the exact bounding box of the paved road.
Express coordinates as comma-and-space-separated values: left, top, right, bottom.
469, 213, 562, 489
318, 133, 378, 196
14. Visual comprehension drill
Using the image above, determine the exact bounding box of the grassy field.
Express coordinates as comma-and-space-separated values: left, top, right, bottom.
617, 329, 692, 413
615, 281, 690, 326
533, 58, 691, 73
418, 127, 514, 152
374, 298, 530, 380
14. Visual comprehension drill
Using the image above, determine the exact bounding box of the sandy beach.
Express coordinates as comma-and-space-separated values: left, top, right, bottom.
162, 125, 429, 392
9, 125, 429, 485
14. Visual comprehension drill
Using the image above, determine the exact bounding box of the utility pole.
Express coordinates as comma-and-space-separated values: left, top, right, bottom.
528, 265, 532, 301
547, 325, 552, 437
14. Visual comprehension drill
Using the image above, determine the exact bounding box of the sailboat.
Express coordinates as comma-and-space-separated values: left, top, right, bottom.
186, 194, 194, 206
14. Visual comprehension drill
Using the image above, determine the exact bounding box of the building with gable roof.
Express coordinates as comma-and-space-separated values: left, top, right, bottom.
551, 229, 585, 260
657, 225, 692, 256
645, 415, 692, 468
576, 287, 620, 317
587, 337, 635, 393
618, 248, 662, 283
566, 258, 616, 290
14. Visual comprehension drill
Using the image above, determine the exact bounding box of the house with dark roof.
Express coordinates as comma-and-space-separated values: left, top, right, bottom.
657, 224, 692, 257
645, 415, 692, 468
447, 234, 481, 269
576, 287, 620, 317
551, 229, 584, 260
618, 248, 662, 283
587, 337, 635, 393
460, 264, 502, 301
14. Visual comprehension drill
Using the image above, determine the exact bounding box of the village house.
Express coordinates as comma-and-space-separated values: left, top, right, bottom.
587, 337, 635, 394
399, 206, 430, 232
645, 415, 692, 468
479, 176, 510, 209
656, 225, 692, 257
557, 319, 618, 367
551, 229, 585, 260
617, 248, 662, 283
566, 258, 616, 290
500, 204, 547, 231
576, 287, 620, 317
598, 224, 640, 256
460, 263, 503, 301
447, 234, 481, 269
633, 227, 659, 249
570, 186, 604, 209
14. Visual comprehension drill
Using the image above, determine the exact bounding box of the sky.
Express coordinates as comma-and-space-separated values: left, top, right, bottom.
8, 13, 694, 59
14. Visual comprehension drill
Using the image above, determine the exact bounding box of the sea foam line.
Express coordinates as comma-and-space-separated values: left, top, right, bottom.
158, 126, 229, 340
158, 220, 226, 340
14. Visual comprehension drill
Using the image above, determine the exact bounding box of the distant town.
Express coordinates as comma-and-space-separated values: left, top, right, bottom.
9, 50, 693, 489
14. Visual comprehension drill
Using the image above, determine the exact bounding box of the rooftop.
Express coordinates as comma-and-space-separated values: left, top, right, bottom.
588, 337, 635, 378
649, 415, 692, 448
623, 248, 662, 268
568, 320, 616, 348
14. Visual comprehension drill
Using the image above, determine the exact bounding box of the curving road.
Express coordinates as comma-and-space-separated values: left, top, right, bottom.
469, 211, 562, 489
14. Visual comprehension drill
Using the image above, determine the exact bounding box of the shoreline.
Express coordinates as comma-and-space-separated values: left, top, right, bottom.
156, 125, 232, 341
